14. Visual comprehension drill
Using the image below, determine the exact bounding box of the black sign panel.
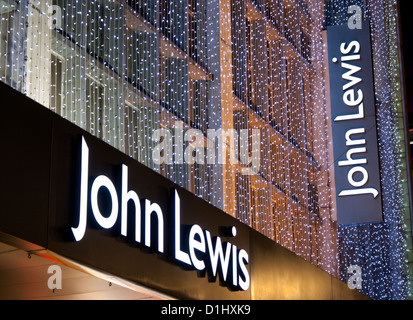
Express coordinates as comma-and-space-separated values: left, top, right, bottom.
327, 22, 383, 225
46, 117, 252, 299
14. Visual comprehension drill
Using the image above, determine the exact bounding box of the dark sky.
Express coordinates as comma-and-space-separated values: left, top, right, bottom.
399, 0, 413, 122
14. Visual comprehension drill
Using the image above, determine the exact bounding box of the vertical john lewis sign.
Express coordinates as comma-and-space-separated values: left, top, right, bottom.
327, 21, 383, 225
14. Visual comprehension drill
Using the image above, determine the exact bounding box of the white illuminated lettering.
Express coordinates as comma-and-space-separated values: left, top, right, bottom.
144, 200, 164, 253
174, 190, 191, 265
72, 137, 250, 290
339, 187, 379, 198
205, 231, 232, 282
188, 224, 206, 271
71, 136, 89, 241
345, 128, 366, 146
121, 164, 141, 243
348, 166, 369, 188
334, 103, 364, 122
232, 244, 238, 287
91, 175, 119, 229
338, 147, 367, 167
334, 44, 364, 122
238, 249, 250, 291
343, 89, 363, 107
332, 39, 381, 202
341, 62, 362, 91
341, 54, 360, 62
340, 40, 360, 55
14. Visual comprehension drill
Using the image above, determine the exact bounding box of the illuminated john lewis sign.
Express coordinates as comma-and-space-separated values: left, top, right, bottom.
71, 137, 250, 291
327, 21, 383, 225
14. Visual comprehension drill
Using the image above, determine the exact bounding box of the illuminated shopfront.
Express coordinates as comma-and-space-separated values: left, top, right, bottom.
0, 82, 367, 299
0, 0, 411, 299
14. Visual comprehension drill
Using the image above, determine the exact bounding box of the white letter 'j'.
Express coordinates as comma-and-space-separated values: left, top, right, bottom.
72, 136, 89, 241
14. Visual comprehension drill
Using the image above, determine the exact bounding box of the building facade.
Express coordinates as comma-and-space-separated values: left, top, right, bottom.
0, 0, 411, 299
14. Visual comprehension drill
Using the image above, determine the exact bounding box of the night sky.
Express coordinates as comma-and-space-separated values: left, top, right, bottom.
399, 0, 413, 127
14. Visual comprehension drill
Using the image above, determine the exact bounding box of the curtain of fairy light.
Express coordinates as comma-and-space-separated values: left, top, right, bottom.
1, 0, 411, 299
0, 0, 338, 277
0, 0, 223, 207
325, 0, 412, 300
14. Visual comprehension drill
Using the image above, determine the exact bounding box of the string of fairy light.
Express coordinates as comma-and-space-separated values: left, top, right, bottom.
0, 0, 410, 299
